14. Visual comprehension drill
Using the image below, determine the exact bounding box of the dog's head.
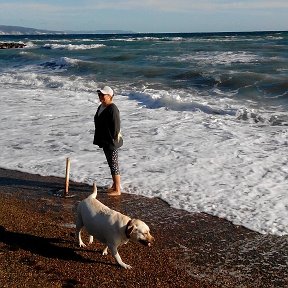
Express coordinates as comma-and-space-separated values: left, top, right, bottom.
126, 219, 154, 247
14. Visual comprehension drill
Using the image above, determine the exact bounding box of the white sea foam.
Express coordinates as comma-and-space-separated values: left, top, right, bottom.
43, 43, 105, 50
168, 51, 260, 65
21, 41, 36, 48
0, 70, 98, 92
0, 85, 287, 236
110, 36, 185, 42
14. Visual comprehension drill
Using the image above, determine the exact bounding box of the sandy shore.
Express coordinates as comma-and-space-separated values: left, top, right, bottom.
0, 168, 287, 287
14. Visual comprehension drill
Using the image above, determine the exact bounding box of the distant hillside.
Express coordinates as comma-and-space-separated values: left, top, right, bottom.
0, 25, 135, 35
0, 25, 63, 35
66, 30, 135, 34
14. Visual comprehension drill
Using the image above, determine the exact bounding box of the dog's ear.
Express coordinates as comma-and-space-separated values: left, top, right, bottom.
126, 219, 136, 238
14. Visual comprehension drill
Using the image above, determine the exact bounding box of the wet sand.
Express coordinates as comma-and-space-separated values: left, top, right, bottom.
0, 168, 287, 287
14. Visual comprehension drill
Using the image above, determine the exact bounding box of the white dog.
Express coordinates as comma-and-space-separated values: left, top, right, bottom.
76, 184, 154, 269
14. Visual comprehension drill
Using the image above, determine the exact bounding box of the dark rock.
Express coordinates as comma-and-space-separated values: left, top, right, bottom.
0, 42, 26, 49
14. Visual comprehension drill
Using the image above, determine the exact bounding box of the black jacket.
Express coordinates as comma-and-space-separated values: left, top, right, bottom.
93, 103, 123, 149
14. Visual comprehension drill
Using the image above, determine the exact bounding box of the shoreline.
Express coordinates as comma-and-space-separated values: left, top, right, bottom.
0, 167, 287, 287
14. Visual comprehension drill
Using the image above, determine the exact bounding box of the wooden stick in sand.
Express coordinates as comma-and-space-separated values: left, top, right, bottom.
64, 157, 71, 197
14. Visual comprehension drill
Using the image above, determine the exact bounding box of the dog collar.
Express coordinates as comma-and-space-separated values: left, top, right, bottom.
125, 219, 132, 238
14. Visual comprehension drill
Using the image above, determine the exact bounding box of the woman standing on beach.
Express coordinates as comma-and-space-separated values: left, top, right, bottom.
93, 86, 123, 196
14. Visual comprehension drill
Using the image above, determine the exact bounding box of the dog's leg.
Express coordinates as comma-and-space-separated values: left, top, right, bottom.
76, 214, 86, 248
109, 245, 132, 269
88, 235, 94, 245
78, 230, 86, 248
102, 246, 108, 255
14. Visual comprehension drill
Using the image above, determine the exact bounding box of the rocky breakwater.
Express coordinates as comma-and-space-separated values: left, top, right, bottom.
0, 42, 26, 49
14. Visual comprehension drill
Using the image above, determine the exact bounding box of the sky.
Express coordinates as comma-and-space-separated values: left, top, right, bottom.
0, 0, 288, 33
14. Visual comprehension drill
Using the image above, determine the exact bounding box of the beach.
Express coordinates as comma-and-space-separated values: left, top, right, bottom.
0, 167, 287, 288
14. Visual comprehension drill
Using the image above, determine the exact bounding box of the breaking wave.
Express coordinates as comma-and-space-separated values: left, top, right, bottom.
43, 43, 105, 50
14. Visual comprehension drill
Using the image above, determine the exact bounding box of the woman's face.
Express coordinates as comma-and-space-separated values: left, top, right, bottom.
98, 92, 112, 106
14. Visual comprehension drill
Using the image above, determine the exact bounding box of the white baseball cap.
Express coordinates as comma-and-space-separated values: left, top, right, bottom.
97, 86, 114, 97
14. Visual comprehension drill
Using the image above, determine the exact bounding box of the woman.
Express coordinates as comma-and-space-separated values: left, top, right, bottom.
93, 85, 123, 196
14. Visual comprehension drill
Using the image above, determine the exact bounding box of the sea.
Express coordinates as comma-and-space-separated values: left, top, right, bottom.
0, 31, 288, 236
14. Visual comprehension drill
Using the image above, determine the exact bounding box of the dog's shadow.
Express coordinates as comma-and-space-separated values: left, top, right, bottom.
0, 226, 114, 266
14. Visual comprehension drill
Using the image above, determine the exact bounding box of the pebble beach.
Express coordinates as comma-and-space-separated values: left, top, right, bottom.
0, 168, 287, 287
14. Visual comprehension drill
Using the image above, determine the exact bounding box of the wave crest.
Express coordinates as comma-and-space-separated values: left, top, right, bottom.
43, 43, 105, 50
127, 90, 236, 115
40, 57, 81, 70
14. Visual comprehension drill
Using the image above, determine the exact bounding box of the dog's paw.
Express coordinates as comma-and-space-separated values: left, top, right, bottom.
79, 242, 86, 248
122, 263, 132, 269
119, 261, 132, 269
102, 247, 108, 255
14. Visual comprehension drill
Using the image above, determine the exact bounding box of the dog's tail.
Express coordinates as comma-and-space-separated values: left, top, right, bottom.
90, 182, 98, 199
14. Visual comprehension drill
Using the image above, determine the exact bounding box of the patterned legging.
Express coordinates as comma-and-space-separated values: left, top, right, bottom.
103, 147, 120, 175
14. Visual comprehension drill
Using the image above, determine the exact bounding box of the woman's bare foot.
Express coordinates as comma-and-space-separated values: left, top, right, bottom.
108, 175, 121, 196
107, 187, 121, 196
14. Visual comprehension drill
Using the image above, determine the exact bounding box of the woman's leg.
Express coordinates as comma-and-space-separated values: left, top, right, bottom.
103, 148, 121, 195
111, 174, 121, 194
